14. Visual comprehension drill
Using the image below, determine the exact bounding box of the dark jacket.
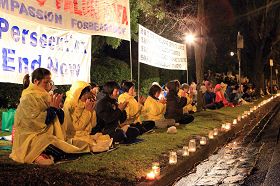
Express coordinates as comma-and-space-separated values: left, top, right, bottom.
94, 95, 127, 135
165, 90, 188, 121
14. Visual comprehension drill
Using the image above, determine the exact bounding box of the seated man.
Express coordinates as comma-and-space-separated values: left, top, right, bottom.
94, 81, 140, 143
165, 81, 194, 124
118, 81, 155, 134
63, 81, 112, 153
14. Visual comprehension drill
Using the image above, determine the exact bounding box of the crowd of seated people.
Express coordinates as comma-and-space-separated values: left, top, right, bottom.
11, 68, 265, 166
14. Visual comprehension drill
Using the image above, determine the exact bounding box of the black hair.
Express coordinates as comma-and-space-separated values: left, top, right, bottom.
23, 68, 51, 89
31, 68, 51, 83
103, 81, 120, 95
149, 84, 162, 97
23, 74, 30, 90
122, 81, 135, 92
90, 82, 98, 88
167, 81, 178, 93
79, 86, 91, 99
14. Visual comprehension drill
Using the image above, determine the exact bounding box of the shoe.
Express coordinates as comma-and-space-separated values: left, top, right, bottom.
34, 154, 54, 166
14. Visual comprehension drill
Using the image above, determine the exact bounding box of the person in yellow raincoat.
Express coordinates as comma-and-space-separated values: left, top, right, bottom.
63, 81, 112, 152
142, 84, 175, 128
178, 83, 197, 114
10, 68, 89, 166
118, 81, 155, 134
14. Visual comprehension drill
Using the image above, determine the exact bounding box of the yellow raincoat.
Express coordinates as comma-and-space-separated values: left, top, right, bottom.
10, 84, 89, 164
142, 96, 166, 121
63, 81, 112, 152
118, 92, 142, 125
178, 89, 197, 113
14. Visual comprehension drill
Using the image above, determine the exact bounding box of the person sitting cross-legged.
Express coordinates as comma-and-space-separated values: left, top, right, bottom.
118, 81, 155, 134
93, 81, 140, 144
63, 81, 112, 153
142, 84, 175, 128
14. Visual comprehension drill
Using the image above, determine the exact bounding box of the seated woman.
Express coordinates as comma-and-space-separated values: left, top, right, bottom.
63, 81, 112, 153
215, 84, 234, 107
179, 83, 197, 114
94, 81, 140, 143
142, 84, 175, 128
165, 81, 194, 124
118, 81, 155, 134
10, 68, 89, 166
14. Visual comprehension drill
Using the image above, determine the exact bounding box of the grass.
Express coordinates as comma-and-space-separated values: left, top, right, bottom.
57, 99, 265, 181
0, 98, 267, 181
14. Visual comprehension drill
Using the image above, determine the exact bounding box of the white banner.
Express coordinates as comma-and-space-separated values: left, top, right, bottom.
0, 0, 130, 41
138, 24, 187, 70
0, 12, 91, 85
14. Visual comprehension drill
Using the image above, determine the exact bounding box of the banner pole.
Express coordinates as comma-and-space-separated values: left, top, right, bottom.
138, 59, 140, 101
129, 40, 133, 80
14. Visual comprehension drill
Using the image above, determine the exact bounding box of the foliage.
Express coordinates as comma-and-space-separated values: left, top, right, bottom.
0, 83, 22, 108
91, 57, 130, 85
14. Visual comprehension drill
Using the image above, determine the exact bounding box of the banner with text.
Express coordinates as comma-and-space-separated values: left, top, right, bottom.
0, 12, 91, 85
0, 0, 130, 40
138, 24, 187, 70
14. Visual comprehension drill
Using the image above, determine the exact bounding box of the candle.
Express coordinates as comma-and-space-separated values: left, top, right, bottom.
233, 119, 237, 125
208, 130, 214, 139
241, 115, 246, 119
200, 137, 207, 145
237, 116, 241, 121
189, 139, 196, 152
146, 171, 156, 180
214, 128, 218, 136
182, 146, 189, 156
152, 162, 160, 177
169, 151, 177, 164
225, 123, 231, 130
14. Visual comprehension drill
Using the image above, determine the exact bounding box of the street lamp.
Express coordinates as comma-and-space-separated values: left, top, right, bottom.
185, 33, 196, 84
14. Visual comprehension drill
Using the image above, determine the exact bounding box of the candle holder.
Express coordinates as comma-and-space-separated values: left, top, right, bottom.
188, 139, 196, 152
200, 137, 207, 145
152, 162, 160, 177
146, 171, 156, 180
208, 130, 214, 139
225, 123, 231, 130
237, 116, 241, 121
182, 146, 189, 156
169, 151, 177, 164
213, 128, 218, 136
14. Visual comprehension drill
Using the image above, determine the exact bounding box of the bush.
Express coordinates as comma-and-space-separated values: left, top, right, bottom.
91, 57, 130, 85
0, 83, 22, 108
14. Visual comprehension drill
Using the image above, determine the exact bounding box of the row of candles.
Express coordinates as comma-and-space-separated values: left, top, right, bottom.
146, 95, 279, 180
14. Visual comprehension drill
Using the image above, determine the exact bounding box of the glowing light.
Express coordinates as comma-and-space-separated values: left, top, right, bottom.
146, 171, 156, 180
230, 52, 235, 56
200, 137, 207, 145
185, 34, 195, 44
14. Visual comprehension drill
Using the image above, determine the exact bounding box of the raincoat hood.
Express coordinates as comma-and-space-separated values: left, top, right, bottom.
65, 81, 91, 107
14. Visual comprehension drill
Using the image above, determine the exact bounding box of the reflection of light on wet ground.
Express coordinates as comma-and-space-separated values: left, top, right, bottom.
174, 141, 260, 186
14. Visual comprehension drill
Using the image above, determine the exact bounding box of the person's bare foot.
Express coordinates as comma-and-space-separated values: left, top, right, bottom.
34, 154, 54, 166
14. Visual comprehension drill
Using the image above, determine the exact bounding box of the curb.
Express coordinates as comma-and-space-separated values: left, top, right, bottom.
138, 99, 278, 186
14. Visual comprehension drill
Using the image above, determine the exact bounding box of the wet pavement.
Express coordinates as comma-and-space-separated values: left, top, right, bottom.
174, 100, 280, 186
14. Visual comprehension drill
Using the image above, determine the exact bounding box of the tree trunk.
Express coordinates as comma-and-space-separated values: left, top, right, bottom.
195, 0, 207, 111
